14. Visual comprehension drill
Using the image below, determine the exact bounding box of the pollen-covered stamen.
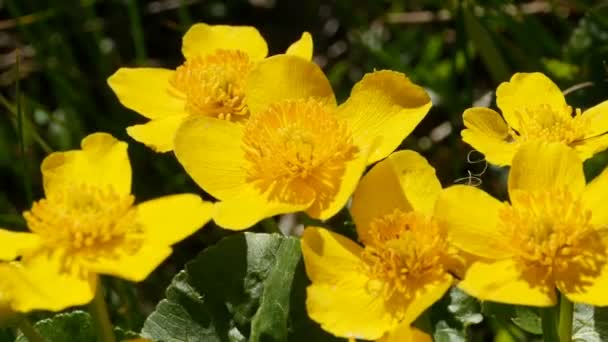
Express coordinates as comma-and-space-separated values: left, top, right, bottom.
242, 99, 359, 210
499, 189, 606, 283
360, 210, 449, 302
170, 49, 253, 121
23, 185, 144, 259
510, 105, 586, 144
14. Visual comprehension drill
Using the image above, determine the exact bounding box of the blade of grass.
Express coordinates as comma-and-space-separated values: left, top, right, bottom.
16, 51, 33, 205
125, 0, 147, 65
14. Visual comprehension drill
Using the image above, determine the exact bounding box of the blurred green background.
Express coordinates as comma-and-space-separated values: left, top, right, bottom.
1, 0, 608, 338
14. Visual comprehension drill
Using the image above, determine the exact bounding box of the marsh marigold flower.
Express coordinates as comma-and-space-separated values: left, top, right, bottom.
173, 55, 432, 230
462, 72, 608, 165
301, 151, 461, 341
436, 141, 608, 306
0, 133, 213, 312
108, 23, 313, 152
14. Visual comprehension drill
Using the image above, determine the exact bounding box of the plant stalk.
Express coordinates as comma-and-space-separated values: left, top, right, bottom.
541, 305, 559, 342
558, 293, 573, 342
18, 318, 45, 342
89, 281, 116, 342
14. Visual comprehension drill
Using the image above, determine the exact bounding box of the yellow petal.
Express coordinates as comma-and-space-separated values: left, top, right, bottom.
583, 166, 608, 226
557, 232, 608, 305
306, 154, 368, 221
301, 227, 394, 340
137, 194, 213, 245
126, 114, 187, 153
573, 134, 608, 161
401, 273, 453, 324
351, 150, 441, 243
581, 100, 608, 138
337, 70, 431, 164
508, 141, 585, 199
285, 32, 313, 60
11, 252, 97, 312
181, 23, 268, 61
461, 107, 517, 166
435, 185, 511, 259
245, 55, 336, 115
85, 244, 172, 282
213, 184, 314, 230
0, 230, 40, 260
496, 72, 568, 131
301, 226, 363, 284
107, 68, 187, 119
41, 132, 131, 197
459, 259, 557, 306
380, 324, 433, 342
173, 116, 248, 200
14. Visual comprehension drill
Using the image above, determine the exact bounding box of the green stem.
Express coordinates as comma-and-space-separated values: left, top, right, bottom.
89, 281, 116, 342
558, 293, 574, 342
16, 50, 32, 205
18, 318, 45, 342
541, 306, 559, 342
125, 0, 147, 65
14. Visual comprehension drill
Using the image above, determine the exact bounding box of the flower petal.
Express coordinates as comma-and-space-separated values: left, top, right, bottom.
137, 194, 213, 245
459, 259, 557, 306
213, 184, 315, 230
11, 252, 97, 312
435, 185, 511, 259
126, 114, 187, 153
401, 273, 453, 324
41, 133, 131, 197
245, 55, 336, 115
85, 244, 172, 282
182, 23, 268, 61
379, 324, 433, 342
301, 227, 394, 340
337, 70, 431, 164
107, 68, 187, 119
285, 32, 313, 60
307, 154, 368, 221
351, 150, 441, 243
496, 72, 568, 131
508, 141, 585, 198
0, 230, 40, 261
173, 116, 248, 200
574, 134, 608, 161
461, 107, 517, 166
583, 166, 608, 226
581, 100, 608, 138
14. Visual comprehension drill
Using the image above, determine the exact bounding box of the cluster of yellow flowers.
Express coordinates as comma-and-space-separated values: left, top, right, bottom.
3, 23, 608, 341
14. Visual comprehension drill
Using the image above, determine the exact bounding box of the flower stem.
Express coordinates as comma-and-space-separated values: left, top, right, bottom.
558, 293, 573, 342
89, 281, 116, 342
541, 305, 559, 342
18, 318, 45, 342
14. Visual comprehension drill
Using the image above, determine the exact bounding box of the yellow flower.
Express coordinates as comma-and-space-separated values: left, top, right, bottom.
436, 141, 608, 306
462, 72, 608, 165
108, 23, 313, 152
173, 55, 431, 229
0, 133, 213, 312
301, 151, 458, 340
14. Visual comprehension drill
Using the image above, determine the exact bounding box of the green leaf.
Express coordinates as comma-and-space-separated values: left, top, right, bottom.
141, 232, 338, 342
447, 288, 483, 328
482, 302, 541, 335
572, 304, 608, 342
16, 311, 95, 342
433, 321, 466, 342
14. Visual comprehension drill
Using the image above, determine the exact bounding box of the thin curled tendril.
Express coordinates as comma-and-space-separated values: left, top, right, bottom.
453, 150, 487, 186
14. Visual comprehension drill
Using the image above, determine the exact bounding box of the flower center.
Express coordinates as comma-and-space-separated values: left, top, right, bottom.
23, 185, 144, 257
242, 99, 359, 213
510, 105, 586, 144
170, 49, 253, 121
499, 189, 606, 283
360, 210, 449, 303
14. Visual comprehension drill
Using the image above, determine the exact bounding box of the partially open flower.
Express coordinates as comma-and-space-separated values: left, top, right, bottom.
462, 72, 608, 165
